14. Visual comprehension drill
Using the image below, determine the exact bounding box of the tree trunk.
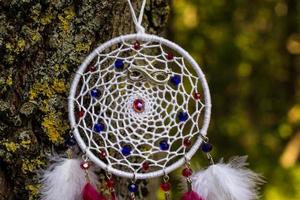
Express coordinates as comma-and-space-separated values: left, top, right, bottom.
0, 0, 169, 199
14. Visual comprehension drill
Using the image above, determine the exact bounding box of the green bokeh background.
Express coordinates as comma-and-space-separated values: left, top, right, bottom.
160, 0, 300, 199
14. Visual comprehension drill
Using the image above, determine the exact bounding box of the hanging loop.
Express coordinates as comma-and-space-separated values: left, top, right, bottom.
127, 0, 147, 33
82, 154, 89, 162
106, 172, 113, 180
163, 169, 169, 182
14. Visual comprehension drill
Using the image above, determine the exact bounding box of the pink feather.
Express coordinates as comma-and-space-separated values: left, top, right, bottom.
181, 191, 205, 200
82, 183, 107, 200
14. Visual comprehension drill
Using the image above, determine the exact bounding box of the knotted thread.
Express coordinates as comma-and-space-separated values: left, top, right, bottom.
126, 0, 147, 33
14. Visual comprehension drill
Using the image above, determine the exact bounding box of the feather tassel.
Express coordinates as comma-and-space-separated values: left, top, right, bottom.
40, 156, 100, 200
82, 183, 107, 200
181, 191, 204, 200
191, 156, 264, 200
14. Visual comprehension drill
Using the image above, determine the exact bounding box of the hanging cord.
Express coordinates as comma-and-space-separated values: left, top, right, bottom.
126, 0, 147, 33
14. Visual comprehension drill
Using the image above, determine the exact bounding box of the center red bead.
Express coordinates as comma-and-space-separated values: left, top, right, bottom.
133, 99, 145, 113
160, 182, 171, 191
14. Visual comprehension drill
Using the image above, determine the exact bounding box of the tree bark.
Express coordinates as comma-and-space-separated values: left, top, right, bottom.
0, 0, 169, 199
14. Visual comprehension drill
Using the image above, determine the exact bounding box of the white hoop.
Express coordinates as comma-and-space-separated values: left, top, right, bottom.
68, 33, 211, 179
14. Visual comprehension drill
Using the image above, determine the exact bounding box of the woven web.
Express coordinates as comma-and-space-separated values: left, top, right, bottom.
72, 38, 206, 175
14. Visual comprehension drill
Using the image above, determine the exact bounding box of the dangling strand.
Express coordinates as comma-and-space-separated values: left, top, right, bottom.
106, 172, 117, 200
160, 174, 171, 200
199, 134, 214, 165
181, 159, 204, 200
81, 155, 107, 200
80, 155, 91, 181
127, 174, 138, 200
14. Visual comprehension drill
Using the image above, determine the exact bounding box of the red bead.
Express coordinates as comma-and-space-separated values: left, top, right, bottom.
106, 179, 115, 188
133, 41, 141, 50
133, 99, 145, 113
183, 138, 192, 147
193, 92, 201, 100
99, 150, 107, 159
76, 110, 85, 118
182, 167, 193, 177
142, 162, 150, 171
89, 65, 97, 72
80, 161, 90, 170
160, 182, 171, 191
166, 52, 174, 60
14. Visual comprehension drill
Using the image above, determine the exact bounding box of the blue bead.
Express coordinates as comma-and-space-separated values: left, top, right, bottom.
170, 75, 181, 86
128, 183, 138, 193
114, 59, 124, 69
94, 123, 105, 133
65, 137, 76, 146
91, 88, 100, 98
178, 112, 189, 122
201, 142, 213, 153
159, 140, 169, 150
122, 145, 132, 156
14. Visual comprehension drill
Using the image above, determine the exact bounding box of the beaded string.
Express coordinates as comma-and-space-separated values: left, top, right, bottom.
128, 177, 138, 200
199, 133, 214, 164
182, 158, 193, 191
106, 172, 117, 200
81, 155, 91, 182
160, 174, 171, 200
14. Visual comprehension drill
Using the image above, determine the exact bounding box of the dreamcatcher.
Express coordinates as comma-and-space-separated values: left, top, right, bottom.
40, 1, 263, 200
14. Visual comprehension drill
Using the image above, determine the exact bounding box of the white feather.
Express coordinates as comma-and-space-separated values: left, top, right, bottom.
39, 156, 99, 200
192, 156, 264, 200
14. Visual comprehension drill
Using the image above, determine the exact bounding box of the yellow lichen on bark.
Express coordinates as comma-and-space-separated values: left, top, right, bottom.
3, 139, 32, 153
21, 140, 32, 150
29, 78, 67, 100
3, 142, 18, 152
17, 38, 26, 51
53, 79, 67, 93
39, 99, 51, 113
42, 111, 69, 143
53, 63, 69, 74
29, 78, 69, 143
75, 42, 92, 52
6, 74, 13, 86
5, 42, 13, 51
21, 158, 44, 174
58, 6, 75, 32
26, 184, 40, 200
40, 15, 54, 25
29, 81, 54, 100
